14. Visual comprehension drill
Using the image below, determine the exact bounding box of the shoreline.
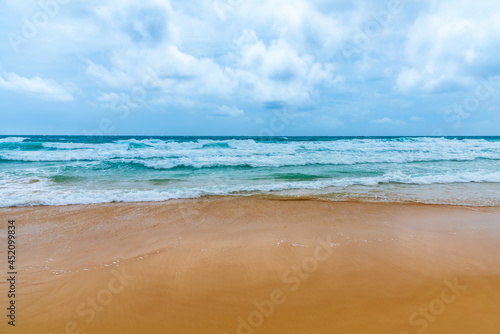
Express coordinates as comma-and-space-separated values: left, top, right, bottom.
4, 191, 500, 209
1, 197, 499, 333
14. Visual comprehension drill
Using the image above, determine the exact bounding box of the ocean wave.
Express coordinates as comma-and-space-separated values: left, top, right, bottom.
1, 150, 499, 167
0, 142, 46, 151
0, 137, 498, 161
1, 169, 500, 207
42, 142, 125, 150
1, 136, 500, 207
0, 137, 28, 143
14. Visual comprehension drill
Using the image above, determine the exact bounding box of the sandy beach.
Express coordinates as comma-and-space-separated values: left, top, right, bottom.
1, 198, 500, 334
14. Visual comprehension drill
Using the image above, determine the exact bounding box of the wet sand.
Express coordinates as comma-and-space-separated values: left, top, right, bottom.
0, 198, 499, 334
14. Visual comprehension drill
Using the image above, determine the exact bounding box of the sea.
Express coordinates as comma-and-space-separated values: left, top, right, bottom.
1, 136, 500, 207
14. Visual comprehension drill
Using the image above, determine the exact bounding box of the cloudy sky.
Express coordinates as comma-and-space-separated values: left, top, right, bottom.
1, 0, 499, 136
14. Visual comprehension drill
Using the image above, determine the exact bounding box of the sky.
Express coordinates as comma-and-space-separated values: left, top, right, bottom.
1, 0, 500, 136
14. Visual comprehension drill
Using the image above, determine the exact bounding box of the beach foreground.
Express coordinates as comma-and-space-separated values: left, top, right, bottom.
1, 198, 499, 334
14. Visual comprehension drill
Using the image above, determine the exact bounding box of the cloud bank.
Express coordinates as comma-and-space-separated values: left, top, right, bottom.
1, 0, 499, 135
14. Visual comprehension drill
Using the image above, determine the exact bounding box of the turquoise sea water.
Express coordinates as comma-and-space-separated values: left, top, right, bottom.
1, 136, 500, 207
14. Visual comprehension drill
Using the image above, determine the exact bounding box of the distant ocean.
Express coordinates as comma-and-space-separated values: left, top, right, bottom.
1, 136, 500, 207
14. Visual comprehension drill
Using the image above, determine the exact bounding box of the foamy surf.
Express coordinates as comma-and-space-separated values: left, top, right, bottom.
1, 136, 500, 207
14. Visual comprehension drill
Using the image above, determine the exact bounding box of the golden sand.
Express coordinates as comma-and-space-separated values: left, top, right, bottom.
1, 198, 499, 333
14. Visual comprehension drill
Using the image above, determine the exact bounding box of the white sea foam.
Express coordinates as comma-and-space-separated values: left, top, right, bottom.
1, 137, 500, 207
0, 137, 28, 143
1, 137, 499, 166
1, 169, 500, 207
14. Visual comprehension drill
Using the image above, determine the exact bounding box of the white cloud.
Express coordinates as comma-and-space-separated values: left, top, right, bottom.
397, 0, 500, 92
410, 116, 423, 121
233, 32, 342, 102
235, 0, 345, 55
0, 72, 73, 101
97, 92, 141, 110
396, 68, 422, 92
210, 105, 245, 118
85, 44, 238, 100
83, 28, 341, 107
49, 0, 344, 109
371, 117, 404, 125
86, 60, 134, 88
